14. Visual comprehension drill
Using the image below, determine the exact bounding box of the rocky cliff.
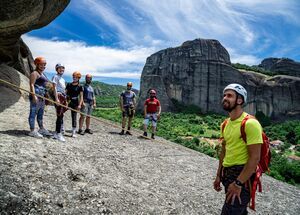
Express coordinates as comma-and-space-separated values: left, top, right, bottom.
258, 57, 300, 77
0, 0, 70, 112
137, 39, 300, 120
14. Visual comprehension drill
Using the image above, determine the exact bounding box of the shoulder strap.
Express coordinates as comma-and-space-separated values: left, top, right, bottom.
221, 118, 229, 134
240, 114, 256, 143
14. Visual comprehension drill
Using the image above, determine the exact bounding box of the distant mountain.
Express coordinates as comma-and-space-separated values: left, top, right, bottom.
90, 81, 139, 97
88, 81, 139, 108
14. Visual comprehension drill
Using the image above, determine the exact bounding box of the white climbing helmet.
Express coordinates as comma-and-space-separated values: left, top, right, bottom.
223, 83, 247, 103
55, 63, 65, 70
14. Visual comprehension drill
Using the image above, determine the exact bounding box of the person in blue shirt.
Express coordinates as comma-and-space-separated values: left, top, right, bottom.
78, 74, 96, 135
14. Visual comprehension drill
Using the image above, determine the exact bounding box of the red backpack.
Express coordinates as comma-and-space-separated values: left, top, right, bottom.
221, 114, 271, 211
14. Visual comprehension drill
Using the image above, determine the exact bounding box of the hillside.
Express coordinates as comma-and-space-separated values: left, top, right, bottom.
90, 81, 139, 108
0, 98, 299, 214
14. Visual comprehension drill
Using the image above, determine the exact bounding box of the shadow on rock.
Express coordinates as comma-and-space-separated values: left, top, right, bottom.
0, 65, 21, 113
0, 129, 28, 137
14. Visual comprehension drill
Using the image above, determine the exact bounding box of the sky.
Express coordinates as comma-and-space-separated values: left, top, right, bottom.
24, 0, 300, 89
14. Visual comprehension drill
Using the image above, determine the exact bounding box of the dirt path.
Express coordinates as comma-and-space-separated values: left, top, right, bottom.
0, 99, 299, 214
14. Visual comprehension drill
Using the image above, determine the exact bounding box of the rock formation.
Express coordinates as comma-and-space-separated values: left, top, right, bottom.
0, 0, 70, 112
137, 39, 300, 120
258, 57, 300, 77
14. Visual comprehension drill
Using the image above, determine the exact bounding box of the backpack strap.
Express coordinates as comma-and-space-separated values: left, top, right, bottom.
240, 114, 256, 143
221, 118, 229, 138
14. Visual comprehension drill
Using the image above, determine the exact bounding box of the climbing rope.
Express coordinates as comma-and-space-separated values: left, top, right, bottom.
0, 78, 164, 143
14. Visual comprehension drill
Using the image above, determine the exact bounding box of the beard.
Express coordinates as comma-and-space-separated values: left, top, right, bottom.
222, 100, 237, 112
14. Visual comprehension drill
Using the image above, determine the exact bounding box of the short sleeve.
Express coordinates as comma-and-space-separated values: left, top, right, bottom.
245, 119, 263, 145
157, 100, 160, 106
144, 100, 148, 106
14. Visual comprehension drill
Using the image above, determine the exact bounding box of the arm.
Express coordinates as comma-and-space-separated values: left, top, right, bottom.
93, 95, 96, 108
29, 72, 37, 103
237, 144, 261, 183
78, 91, 83, 109
144, 104, 147, 118
225, 144, 261, 204
214, 141, 225, 192
119, 95, 124, 111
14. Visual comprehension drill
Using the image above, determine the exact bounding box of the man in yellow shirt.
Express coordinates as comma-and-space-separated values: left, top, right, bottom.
213, 84, 263, 215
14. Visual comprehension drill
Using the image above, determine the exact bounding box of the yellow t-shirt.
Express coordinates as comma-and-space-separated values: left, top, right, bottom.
221, 112, 263, 167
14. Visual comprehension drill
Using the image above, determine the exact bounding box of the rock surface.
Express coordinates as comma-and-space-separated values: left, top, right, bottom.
0, 100, 299, 214
137, 39, 300, 120
0, 0, 70, 76
259, 58, 300, 77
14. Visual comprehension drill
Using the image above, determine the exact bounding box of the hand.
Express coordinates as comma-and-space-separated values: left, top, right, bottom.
93, 104, 96, 109
77, 105, 81, 110
157, 114, 160, 120
32, 95, 38, 104
226, 182, 242, 205
213, 175, 222, 192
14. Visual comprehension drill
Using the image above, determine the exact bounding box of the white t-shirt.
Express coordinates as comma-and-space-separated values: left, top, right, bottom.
52, 74, 66, 93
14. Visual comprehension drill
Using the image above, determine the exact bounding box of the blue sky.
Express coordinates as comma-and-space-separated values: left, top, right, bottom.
23, 0, 300, 89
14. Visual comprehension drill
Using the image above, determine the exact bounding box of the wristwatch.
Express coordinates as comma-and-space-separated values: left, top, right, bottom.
234, 179, 243, 187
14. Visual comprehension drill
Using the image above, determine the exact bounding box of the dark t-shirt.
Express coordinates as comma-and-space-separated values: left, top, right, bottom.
83, 84, 95, 103
66, 83, 83, 100
120, 90, 136, 107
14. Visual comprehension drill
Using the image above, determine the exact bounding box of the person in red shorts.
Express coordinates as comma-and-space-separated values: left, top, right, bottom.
143, 89, 161, 139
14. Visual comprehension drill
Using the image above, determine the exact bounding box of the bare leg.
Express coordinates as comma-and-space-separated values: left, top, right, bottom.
79, 114, 84, 130
86, 116, 91, 129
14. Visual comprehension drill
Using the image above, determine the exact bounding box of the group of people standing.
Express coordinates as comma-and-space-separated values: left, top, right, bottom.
28, 56, 162, 142
28, 57, 264, 215
118, 83, 161, 139
28, 57, 96, 142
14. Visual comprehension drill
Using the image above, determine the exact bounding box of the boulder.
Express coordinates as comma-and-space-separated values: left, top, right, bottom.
0, 0, 70, 76
0, 0, 70, 112
138, 39, 300, 120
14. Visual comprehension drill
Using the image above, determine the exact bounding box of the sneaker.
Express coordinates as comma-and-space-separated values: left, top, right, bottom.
151, 133, 155, 139
53, 133, 65, 142
29, 131, 43, 138
77, 129, 85, 135
85, 129, 93, 134
38, 128, 52, 136
125, 131, 132, 135
143, 131, 147, 137
119, 130, 125, 135
71, 128, 77, 137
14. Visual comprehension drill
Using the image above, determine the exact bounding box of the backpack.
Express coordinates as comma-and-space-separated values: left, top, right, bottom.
221, 114, 271, 211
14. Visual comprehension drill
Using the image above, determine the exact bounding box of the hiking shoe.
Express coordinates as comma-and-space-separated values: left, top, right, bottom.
53, 133, 65, 142
38, 128, 52, 136
143, 131, 147, 137
29, 131, 43, 138
77, 129, 85, 135
85, 129, 93, 134
125, 131, 132, 135
71, 129, 77, 137
119, 130, 125, 135
151, 134, 155, 139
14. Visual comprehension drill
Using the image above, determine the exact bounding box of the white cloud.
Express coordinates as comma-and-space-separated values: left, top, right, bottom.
22, 35, 155, 79
77, 0, 299, 60
228, 48, 261, 65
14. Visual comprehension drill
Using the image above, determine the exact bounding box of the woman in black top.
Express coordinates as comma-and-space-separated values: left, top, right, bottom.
66, 71, 83, 137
